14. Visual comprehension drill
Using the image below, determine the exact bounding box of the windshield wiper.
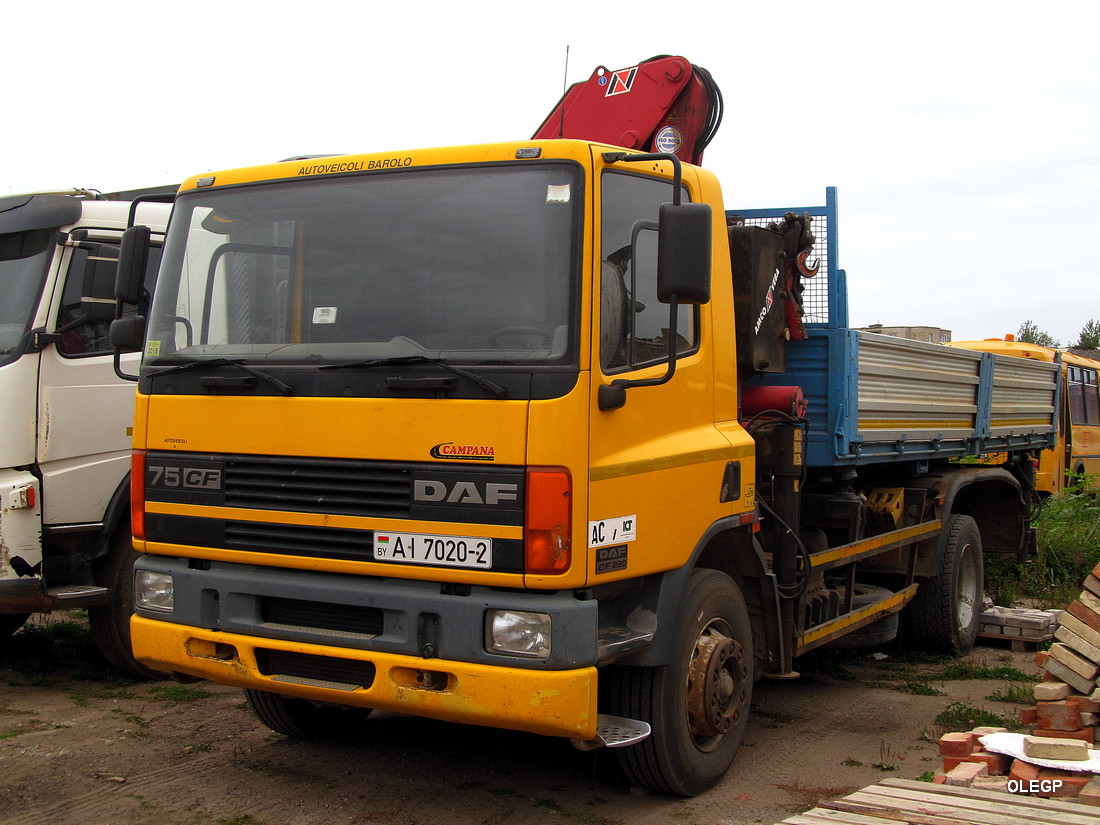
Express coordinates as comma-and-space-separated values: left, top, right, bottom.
150, 357, 294, 396
320, 355, 508, 399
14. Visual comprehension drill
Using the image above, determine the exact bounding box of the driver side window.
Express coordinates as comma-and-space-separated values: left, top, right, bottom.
600, 172, 696, 373
57, 240, 162, 356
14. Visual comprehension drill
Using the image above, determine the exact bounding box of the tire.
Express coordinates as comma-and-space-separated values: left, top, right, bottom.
905, 514, 983, 655
608, 569, 753, 796
826, 584, 899, 649
0, 613, 29, 638
88, 528, 161, 679
244, 689, 373, 739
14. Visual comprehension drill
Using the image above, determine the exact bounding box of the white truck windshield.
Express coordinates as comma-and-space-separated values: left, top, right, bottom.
0, 230, 53, 359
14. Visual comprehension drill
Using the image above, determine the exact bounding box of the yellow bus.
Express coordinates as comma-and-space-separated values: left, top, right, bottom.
951, 337, 1100, 493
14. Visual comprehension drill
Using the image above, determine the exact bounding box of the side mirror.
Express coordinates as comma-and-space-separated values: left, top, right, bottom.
657, 202, 711, 305
110, 315, 146, 354
115, 225, 151, 305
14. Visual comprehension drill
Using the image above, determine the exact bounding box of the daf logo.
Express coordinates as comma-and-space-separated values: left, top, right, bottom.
413, 479, 519, 506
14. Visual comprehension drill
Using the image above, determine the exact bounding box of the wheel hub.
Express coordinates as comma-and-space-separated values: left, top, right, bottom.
686, 624, 746, 740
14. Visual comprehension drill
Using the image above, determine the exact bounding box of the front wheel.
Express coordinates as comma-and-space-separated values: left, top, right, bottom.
245, 689, 373, 739
608, 569, 753, 796
88, 528, 161, 678
905, 514, 983, 655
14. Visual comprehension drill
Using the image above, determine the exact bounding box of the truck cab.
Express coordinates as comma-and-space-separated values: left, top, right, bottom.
116, 142, 1056, 795
0, 191, 170, 674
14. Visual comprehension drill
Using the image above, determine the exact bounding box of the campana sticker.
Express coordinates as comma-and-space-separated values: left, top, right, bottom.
430, 442, 496, 461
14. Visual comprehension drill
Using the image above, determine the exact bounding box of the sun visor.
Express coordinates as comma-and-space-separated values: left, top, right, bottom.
0, 194, 82, 235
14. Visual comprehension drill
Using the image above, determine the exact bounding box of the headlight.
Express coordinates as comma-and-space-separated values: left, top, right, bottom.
135, 570, 174, 613
485, 609, 551, 659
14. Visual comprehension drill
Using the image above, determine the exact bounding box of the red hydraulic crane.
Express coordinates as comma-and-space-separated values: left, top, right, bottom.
533, 55, 723, 165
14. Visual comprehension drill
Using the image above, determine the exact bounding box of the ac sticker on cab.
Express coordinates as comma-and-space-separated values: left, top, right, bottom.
589, 515, 636, 574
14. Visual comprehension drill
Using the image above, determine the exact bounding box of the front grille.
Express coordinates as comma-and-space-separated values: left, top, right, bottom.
224, 455, 411, 517
262, 597, 384, 636
255, 648, 376, 688
225, 521, 373, 560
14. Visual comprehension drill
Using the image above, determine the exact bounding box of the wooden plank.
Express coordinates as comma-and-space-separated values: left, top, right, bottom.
824, 798, 1047, 825
878, 778, 1100, 819
784, 813, 892, 825
778, 778, 1100, 825
845, 787, 1100, 825
822, 798, 983, 824
840, 792, 1050, 825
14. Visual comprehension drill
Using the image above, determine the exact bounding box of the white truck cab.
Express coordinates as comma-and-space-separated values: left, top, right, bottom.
0, 189, 171, 674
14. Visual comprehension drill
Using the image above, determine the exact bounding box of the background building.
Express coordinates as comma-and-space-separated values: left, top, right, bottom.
858, 324, 952, 344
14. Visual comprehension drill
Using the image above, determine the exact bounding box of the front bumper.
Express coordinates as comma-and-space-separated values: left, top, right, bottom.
132, 615, 598, 739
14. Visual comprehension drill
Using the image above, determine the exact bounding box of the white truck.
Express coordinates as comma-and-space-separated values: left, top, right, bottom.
0, 188, 171, 674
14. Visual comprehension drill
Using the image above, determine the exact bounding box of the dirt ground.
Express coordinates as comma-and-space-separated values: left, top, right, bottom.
0, 613, 1042, 825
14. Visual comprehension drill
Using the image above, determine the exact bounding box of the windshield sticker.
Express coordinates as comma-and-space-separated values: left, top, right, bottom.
589, 515, 637, 548
146, 340, 162, 357
312, 307, 337, 324
546, 184, 571, 204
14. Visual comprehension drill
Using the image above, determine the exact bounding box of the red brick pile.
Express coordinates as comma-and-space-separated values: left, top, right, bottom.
936, 726, 1100, 803
932, 567, 1100, 803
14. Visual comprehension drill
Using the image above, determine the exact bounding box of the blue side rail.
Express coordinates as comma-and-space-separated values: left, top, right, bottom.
728, 188, 1058, 468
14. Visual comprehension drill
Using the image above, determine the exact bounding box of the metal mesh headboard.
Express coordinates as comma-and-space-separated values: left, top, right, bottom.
725, 187, 841, 329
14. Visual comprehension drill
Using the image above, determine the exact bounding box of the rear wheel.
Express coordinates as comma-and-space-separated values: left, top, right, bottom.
609, 569, 753, 796
88, 528, 161, 678
245, 689, 373, 739
905, 514, 983, 655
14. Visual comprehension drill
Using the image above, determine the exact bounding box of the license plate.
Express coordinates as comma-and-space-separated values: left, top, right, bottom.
373, 531, 493, 569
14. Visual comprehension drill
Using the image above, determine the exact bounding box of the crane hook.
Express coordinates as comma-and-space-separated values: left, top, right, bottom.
797, 251, 820, 278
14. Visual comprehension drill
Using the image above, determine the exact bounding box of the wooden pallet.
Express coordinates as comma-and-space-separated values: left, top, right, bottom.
978, 630, 1053, 652
776, 777, 1100, 824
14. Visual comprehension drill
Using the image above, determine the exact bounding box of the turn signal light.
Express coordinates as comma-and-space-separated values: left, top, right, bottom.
525, 467, 571, 574
131, 450, 146, 540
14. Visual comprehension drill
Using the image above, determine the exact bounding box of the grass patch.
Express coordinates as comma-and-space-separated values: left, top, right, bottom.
985, 682, 1035, 704
987, 479, 1100, 607
2, 618, 107, 681
150, 685, 210, 703
901, 681, 945, 696
934, 701, 1020, 732
930, 662, 1032, 682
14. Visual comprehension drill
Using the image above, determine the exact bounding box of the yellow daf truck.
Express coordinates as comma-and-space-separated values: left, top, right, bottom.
110, 141, 1058, 796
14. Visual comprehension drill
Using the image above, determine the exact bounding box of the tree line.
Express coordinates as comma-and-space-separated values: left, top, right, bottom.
1017, 320, 1100, 350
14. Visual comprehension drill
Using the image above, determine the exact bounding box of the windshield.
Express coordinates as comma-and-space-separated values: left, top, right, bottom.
0, 229, 54, 359
146, 163, 581, 367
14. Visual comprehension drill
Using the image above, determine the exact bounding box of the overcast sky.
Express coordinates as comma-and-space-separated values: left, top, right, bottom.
6, 1, 1096, 345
